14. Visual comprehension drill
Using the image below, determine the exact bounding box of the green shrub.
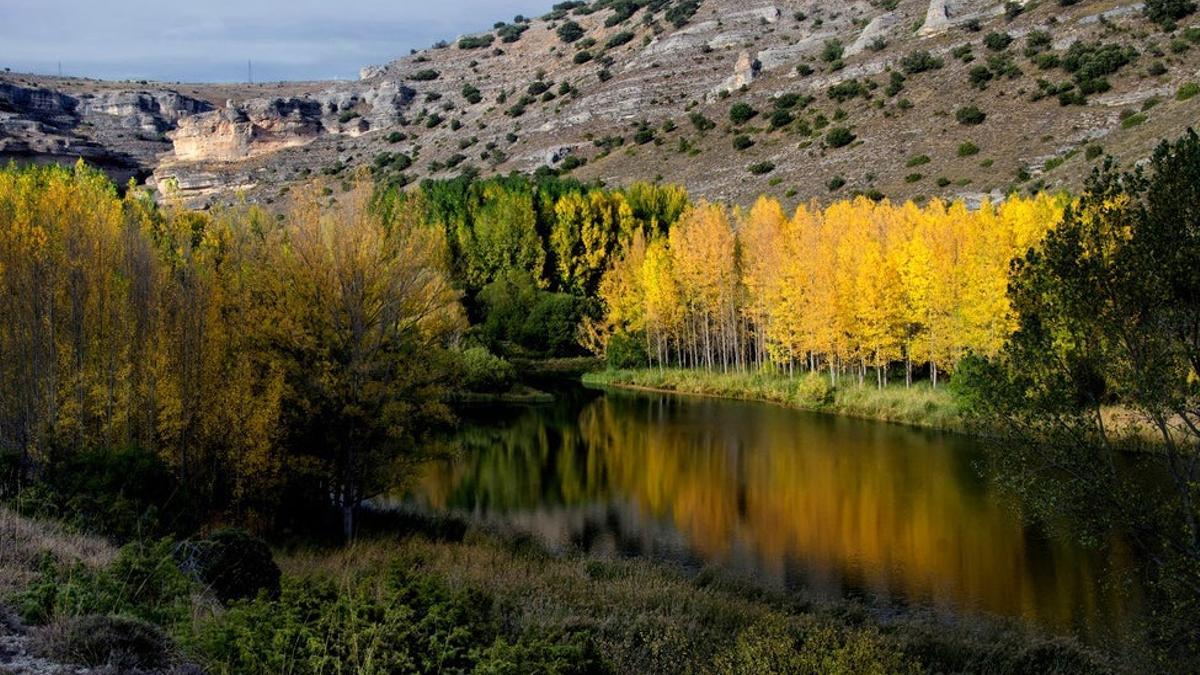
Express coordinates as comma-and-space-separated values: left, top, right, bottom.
462, 84, 482, 104
732, 134, 754, 150
821, 39, 844, 63
186, 529, 280, 604
825, 127, 856, 148
574, 50, 593, 64
410, 69, 440, 81
386, 131, 406, 143
606, 332, 649, 369
458, 34, 496, 49
34, 615, 172, 670
984, 32, 1013, 51
729, 102, 758, 124
827, 79, 869, 102
905, 172, 924, 183
689, 112, 715, 132
906, 154, 931, 167
827, 176, 847, 191
557, 21, 585, 43
900, 50, 944, 74
1120, 112, 1147, 129
1145, 0, 1197, 28
1085, 144, 1104, 160
769, 109, 794, 129
19, 538, 194, 628
747, 161, 776, 175
605, 31, 636, 49
1177, 82, 1200, 101
955, 106, 987, 125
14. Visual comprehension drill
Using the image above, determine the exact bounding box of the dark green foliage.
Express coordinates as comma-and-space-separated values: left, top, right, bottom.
337, 110, 360, 124
969, 65, 994, 89
957, 131, 1200, 662
984, 32, 1013, 51
957, 141, 980, 157
480, 272, 585, 356
557, 21, 586, 43
689, 111, 716, 131
827, 176, 846, 191
386, 131, 407, 143
955, 106, 986, 125
825, 127, 856, 148
453, 346, 517, 392
497, 23, 530, 43
732, 134, 754, 150
187, 529, 281, 603
900, 50, 944, 74
574, 50, 594, 64
729, 102, 757, 124
634, 127, 655, 144
747, 161, 775, 175
821, 39, 844, 63
191, 564, 604, 674
410, 69, 440, 81
886, 71, 906, 96
1085, 144, 1104, 160
35, 615, 172, 670
462, 84, 483, 104
606, 31, 636, 49
13, 446, 190, 539
459, 34, 496, 49
1062, 42, 1138, 98
827, 79, 869, 102
769, 108, 794, 129
665, 0, 701, 28
606, 332, 649, 369
1145, 0, 1197, 28
19, 538, 194, 628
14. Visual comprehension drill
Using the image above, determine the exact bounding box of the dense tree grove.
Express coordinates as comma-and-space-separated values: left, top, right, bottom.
595, 193, 1066, 387
0, 163, 464, 536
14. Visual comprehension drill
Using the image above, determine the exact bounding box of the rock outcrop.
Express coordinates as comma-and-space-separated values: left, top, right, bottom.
171, 98, 325, 162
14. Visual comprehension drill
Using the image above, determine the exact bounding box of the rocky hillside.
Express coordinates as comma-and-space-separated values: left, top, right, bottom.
2, 0, 1199, 207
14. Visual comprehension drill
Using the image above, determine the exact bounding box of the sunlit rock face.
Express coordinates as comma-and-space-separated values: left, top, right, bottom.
170, 98, 325, 162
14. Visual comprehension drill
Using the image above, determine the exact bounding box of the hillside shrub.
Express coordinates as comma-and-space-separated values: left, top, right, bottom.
825, 127, 856, 148
33, 615, 172, 670
185, 529, 280, 604
955, 106, 987, 125
410, 69, 440, 81
729, 102, 758, 124
557, 21, 585, 43
747, 161, 776, 175
900, 50, 944, 74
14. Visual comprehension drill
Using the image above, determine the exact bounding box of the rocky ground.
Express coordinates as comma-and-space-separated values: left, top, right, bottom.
2, 0, 1199, 208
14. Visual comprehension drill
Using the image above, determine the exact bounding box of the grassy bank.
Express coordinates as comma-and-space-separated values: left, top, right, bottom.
584, 368, 963, 431
0, 506, 1116, 674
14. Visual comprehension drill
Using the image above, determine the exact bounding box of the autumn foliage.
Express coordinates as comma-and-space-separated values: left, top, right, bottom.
596, 193, 1066, 386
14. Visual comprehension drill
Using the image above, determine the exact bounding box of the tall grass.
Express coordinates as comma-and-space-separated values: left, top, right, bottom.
582, 368, 962, 430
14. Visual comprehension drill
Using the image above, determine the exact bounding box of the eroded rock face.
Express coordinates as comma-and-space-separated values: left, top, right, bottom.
171, 98, 325, 162
78, 91, 211, 133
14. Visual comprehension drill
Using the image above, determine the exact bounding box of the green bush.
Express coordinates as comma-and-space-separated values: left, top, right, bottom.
557, 21, 585, 43
900, 50, 944, 74
455, 346, 517, 392
19, 538, 194, 628
459, 34, 495, 49
191, 565, 604, 675
747, 161, 776, 175
1177, 82, 1200, 101
729, 102, 758, 124
606, 332, 649, 370
984, 32, 1013, 51
605, 31, 635, 49
732, 134, 754, 150
958, 141, 980, 156
186, 529, 281, 604
825, 127, 856, 148
410, 69, 440, 81
955, 106, 987, 125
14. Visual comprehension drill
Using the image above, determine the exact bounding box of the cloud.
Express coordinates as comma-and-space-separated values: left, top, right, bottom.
0, 0, 552, 82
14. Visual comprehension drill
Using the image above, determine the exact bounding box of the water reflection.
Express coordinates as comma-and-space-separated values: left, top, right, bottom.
404, 386, 1140, 641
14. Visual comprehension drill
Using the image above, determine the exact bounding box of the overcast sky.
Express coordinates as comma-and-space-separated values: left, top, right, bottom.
0, 1, 553, 83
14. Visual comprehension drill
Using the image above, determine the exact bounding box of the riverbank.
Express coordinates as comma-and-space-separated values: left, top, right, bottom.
584, 368, 963, 431
0, 506, 1117, 674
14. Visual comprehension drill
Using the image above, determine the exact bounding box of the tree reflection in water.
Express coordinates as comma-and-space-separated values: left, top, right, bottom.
403, 386, 1142, 643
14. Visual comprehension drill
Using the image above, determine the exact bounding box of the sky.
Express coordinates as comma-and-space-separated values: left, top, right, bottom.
0, 0, 553, 83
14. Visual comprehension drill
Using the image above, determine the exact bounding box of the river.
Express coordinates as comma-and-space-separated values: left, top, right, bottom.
402, 384, 1143, 644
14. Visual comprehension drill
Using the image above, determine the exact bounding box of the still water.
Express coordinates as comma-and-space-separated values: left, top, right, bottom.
403, 385, 1141, 641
